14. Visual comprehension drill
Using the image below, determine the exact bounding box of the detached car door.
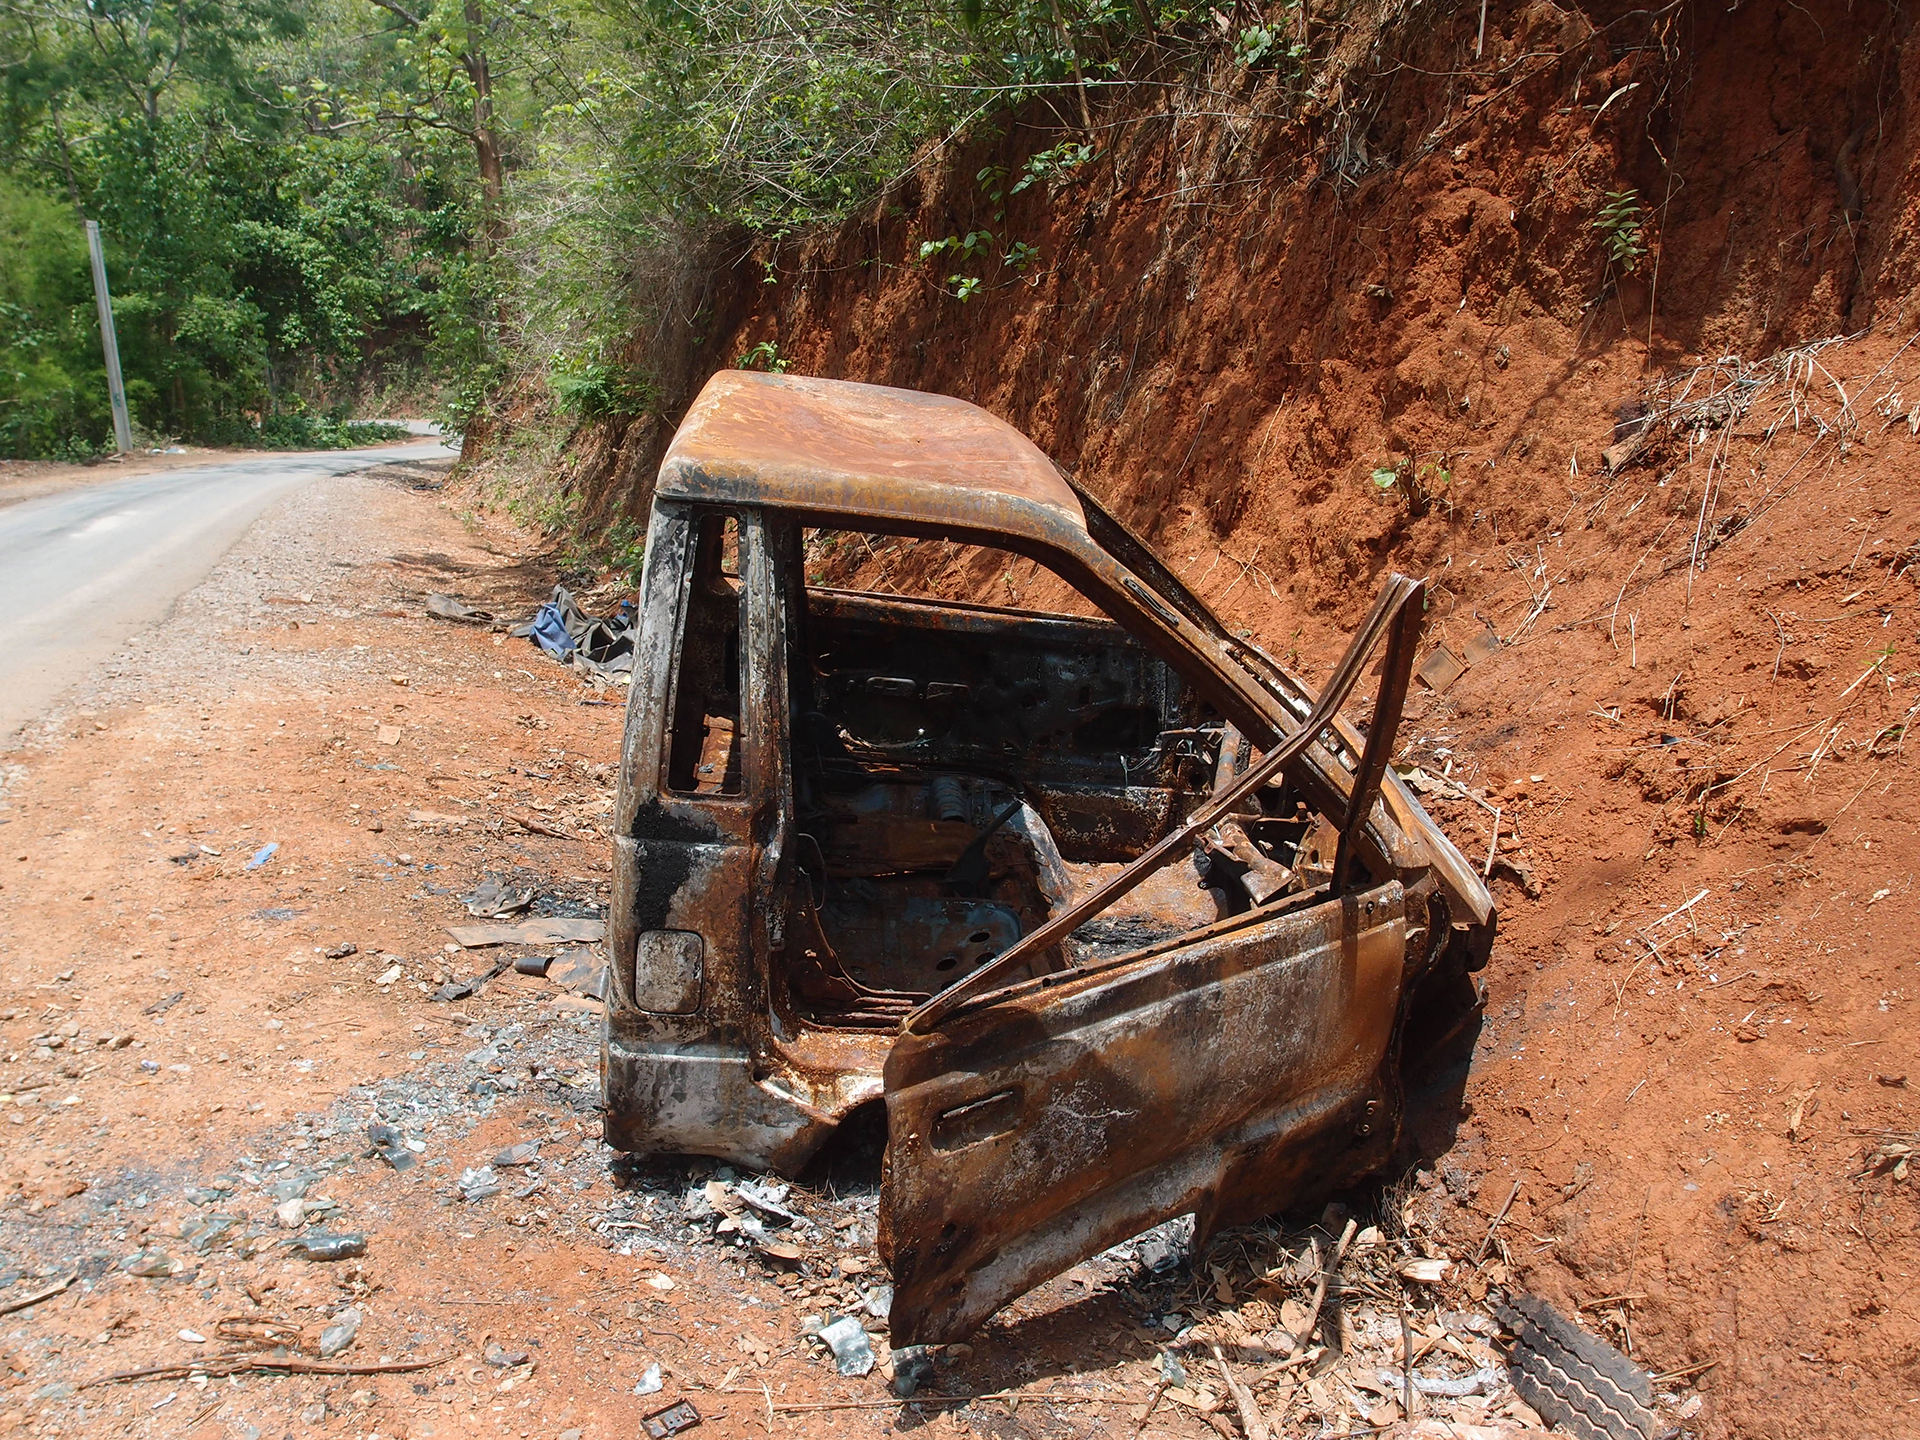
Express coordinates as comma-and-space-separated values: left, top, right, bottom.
880, 879, 1409, 1346
880, 573, 1433, 1349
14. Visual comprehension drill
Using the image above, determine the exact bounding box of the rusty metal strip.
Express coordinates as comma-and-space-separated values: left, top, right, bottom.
902, 573, 1425, 1033
1330, 583, 1423, 894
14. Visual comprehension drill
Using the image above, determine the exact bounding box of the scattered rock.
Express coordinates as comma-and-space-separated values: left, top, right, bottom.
121, 1248, 181, 1277
317, 1306, 361, 1358
182, 1213, 239, 1252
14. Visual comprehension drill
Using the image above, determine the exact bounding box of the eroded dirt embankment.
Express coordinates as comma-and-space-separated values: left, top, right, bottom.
508, 0, 1920, 1435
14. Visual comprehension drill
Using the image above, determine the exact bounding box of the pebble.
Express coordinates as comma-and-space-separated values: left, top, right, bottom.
317, 1306, 361, 1359
121, 1248, 181, 1277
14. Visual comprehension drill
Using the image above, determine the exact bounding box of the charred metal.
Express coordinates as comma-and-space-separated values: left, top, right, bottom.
604, 371, 1496, 1348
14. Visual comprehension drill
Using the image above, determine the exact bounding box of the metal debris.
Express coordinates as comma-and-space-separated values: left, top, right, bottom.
462, 877, 535, 917
457, 1167, 502, 1202
285, 1233, 367, 1262
366, 1123, 415, 1171
639, 1399, 701, 1438
815, 1315, 875, 1376
443, 918, 604, 948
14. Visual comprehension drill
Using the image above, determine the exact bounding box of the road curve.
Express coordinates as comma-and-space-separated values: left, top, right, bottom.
0, 441, 454, 743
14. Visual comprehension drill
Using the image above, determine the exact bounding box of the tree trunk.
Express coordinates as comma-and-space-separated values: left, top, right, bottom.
48, 103, 86, 213
461, 0, 505, 251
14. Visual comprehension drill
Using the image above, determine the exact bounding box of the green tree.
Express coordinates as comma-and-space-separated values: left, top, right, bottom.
0, 173, 105, 455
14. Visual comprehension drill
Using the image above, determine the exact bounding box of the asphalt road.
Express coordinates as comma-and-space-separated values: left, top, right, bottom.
0, 441, 454, 742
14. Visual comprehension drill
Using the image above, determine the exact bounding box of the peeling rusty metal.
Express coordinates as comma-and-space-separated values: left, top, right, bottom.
605, 371, 1499, 1340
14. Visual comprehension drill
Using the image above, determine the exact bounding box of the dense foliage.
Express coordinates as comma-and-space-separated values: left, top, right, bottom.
0, 0, 1211, 457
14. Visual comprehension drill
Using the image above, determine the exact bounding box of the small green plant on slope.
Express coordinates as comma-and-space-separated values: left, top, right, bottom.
1371, 454, 1453, 514
737, 340, 789, 372
919, 231, 1000, 301
1594, 189, 1647, 271
1010, 142, 1095, 196
602, 515, 648, 587
1233, 22, 1304, 68
919, 230, 995, 262
550, 358, 660, 420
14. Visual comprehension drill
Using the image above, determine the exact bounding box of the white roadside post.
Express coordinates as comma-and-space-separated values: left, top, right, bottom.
84, 220, 134, 455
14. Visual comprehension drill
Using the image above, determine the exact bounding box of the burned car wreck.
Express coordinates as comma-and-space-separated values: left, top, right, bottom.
604, 370, 1496, 1349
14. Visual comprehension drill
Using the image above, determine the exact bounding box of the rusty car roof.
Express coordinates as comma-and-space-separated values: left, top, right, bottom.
658, 371, 1088, 541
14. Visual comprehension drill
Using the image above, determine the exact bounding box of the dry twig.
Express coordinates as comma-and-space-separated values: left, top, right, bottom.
1211, 1344, 1272, 1440
1473, 1181, 1523, 1263
81, 1351, 452, 1389
0, 1273, 76, 1316
735, 1388, 1131, 1413
1291, 1218, 1359, 1351
507, 811, 581, 840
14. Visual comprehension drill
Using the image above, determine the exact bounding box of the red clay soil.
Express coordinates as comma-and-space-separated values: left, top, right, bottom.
604, 0, 1920, 1434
